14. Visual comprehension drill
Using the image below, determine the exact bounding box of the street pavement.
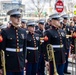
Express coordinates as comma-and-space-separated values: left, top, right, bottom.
24, 58, 76, 75
64, 58, 76, 75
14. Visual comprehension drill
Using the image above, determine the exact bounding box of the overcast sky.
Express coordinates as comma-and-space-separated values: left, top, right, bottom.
0, 0, 76, 4
0, 0, 76, 7
0, 0, 29, 4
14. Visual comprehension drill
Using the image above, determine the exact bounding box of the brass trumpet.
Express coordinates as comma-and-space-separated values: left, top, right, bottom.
1, 50, 6, 75
47, 44, 59, 75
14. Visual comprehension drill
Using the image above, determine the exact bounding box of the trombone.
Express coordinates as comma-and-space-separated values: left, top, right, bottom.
47, 44, 59, 75
1, 50, 6, 75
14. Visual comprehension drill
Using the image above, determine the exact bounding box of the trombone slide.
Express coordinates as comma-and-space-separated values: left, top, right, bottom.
47, 44, 59, 75
1, 50, 6, 75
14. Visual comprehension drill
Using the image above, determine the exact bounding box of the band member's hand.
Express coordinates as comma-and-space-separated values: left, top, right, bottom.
24, 67, 26, 71
0, 69, 3, 75
45, 61, 49, 70
70, 44, 74, 48
25, 59, 28, 63
72, 54, 76, 59
65, 52, 67, 55
45, 61, 49, 66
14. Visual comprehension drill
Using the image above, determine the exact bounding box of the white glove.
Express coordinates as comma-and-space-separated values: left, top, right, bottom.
45, 61, 49, 71
72, 54, 76, 59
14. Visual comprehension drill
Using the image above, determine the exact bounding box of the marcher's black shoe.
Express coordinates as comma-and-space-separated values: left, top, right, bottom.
64, 71, 71, 74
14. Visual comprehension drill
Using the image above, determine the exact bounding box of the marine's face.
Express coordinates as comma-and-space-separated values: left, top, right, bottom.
47, 20, 51, 25
27, 26, 35, 33
10, 15, 21, 25
21, 23, 26, 28
70, 22, 74, 26
52, 19, 60, 28
38, 24, 44, 30
63, 19, 68, 24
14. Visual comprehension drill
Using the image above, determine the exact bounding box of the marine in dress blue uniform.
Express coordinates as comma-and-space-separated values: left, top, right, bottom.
35, 19, 45, 75
44, 13, 67, 75
0, 9, 27, 75
25, 21, 40, 75
61, 14, 71, 74
70, 28, 76, 64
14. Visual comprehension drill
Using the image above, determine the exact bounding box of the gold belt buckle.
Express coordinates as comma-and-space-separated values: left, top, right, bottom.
17, 48, 20, 52
60, 45, 63, 48
34, 48, 36, 50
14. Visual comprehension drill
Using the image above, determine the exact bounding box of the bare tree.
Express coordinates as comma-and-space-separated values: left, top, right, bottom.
30, 0, 47, 18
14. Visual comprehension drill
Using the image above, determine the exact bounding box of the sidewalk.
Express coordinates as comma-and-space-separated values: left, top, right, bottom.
68, 55, 76, 64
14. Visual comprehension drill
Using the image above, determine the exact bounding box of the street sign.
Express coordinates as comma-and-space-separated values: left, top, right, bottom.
74, 10, 76, 15
55, 0, 64, 13
74, 5, 76, 8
